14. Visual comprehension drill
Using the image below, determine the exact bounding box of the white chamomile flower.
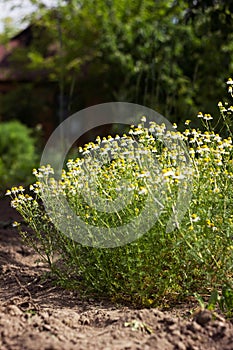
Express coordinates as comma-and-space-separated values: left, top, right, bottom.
141, 116, 146, 122
191, 214, 200, 223
203, 114, 213, 121
12, 221, 21, 227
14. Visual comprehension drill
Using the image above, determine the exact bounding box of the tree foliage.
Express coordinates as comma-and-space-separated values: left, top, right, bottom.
1, 0, 233, 128
185, 0, 233, 36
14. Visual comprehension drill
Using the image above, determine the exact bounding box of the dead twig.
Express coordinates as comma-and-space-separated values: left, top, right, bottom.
13, 273, 40, 311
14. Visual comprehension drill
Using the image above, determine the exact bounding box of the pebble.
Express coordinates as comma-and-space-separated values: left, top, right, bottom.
194, 310, 212, 326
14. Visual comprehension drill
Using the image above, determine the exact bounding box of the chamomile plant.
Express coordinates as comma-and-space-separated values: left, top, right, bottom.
7, 79, 233, 307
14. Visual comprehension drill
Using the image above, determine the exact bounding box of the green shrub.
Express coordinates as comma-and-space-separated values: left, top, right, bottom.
7, 79, 233, 309
0, 120, 39, 192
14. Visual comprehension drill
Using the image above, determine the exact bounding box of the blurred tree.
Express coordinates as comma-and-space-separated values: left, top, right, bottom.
1, 0, 233, 130
0, 17, 18, 43
25, 0, 198, 123
183, 0, 233, 120
185, 0, 233, 37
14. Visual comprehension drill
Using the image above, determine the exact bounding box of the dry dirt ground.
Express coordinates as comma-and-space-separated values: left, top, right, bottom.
1, 197, 233, 350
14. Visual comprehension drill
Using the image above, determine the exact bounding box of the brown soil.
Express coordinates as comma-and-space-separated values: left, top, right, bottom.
1, 197, 233, 350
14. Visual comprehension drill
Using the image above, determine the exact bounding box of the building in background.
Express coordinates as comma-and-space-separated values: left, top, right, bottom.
0, 24, 58, 140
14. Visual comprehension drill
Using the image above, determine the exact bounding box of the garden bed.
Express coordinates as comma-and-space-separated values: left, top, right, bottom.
1, 197, 233, 350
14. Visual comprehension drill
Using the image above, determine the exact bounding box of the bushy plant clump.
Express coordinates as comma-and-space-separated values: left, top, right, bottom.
7, 80, 233, 308
0, 120, 39, 191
